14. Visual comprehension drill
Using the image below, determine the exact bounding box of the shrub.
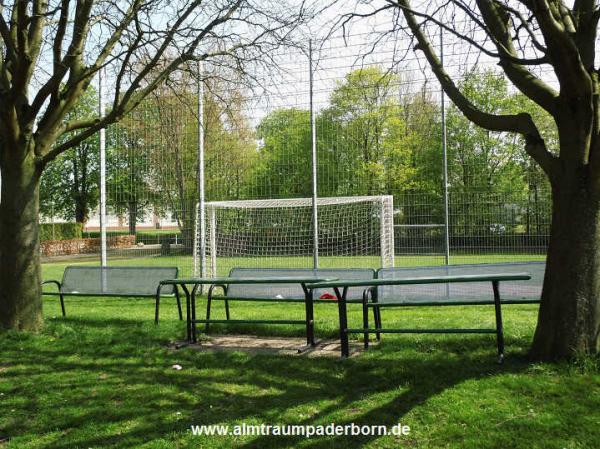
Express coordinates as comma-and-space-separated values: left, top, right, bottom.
82, 230, 182, 245
40, 222, 83, 242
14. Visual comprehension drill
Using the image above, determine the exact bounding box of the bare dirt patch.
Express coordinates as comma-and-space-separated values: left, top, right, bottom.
169, 335, 375, 358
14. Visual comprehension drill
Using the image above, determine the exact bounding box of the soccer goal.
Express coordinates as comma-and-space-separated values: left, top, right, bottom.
193, 195, 395, 277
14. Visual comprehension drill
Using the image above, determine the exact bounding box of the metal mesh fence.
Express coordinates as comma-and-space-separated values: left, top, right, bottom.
38, 23, 551, 275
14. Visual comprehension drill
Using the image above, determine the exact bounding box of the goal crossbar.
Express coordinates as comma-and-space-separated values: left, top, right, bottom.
206, 195, 391, 209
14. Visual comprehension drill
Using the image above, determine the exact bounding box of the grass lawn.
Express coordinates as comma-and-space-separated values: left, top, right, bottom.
40, 253, 548, 279
0, 255, 597, 448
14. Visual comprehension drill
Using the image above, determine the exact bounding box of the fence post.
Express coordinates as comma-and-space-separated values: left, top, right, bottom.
309, 40, 319, 270
99, 68, 108, 292
440, 30, 451, 266
197, 61, 207, 282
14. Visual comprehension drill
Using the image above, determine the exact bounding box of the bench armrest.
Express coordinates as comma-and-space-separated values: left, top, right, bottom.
362, 286, 377, 304
41, 280, 62, 292
41, 280, 66, 317
208, 283, 228, 298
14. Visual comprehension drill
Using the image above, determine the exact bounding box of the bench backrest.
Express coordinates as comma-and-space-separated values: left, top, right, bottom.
227, 267, 376, 300
376, 262, 545, 304
61, 266, 178, 296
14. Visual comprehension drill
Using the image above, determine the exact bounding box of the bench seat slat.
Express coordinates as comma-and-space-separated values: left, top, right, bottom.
57, 266, 178, 296
42, 292, 164, 298
206, 296, 363, 303
227, 267, 375, 302
375, 262, 544, 305
193, 319, 306, 325
369, 298, 540, 307
345, 328, 497, 334
307, 272, 531, 289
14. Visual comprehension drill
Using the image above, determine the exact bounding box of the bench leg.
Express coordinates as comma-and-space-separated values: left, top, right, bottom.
374, 306, 382, 341
155, 285, 162, 324
191, 285, 199, 343
335, 287, 350, 358
175, 287, 183, 321
362, 290, 369, 349
181, 285, 191, 342
371, 290, 382, 341
302, 285, 316, 347
367, 288, 381, 341
225, 298, 231, 320
492, 280, 505, 364
363, 302, 369, 350
205, 284, 229, 334
205, 291, 213, 334
59, 293, 66, 317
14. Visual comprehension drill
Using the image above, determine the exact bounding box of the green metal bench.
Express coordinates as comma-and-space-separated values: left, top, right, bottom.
308, 270, 535, 361
42, 266, 182, 320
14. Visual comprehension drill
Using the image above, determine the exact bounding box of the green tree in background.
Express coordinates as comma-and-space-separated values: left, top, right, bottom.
321, 67, 402, 195
106, 118, 157, 236
446, 70, 525, 236
390, 84, 444, 230
254, 108, 312, 198
40, 89, 100, 225
510, 93, 554, 237
256, 67, 444, 225
136, 77, 256, 249
204, 86, 257, 201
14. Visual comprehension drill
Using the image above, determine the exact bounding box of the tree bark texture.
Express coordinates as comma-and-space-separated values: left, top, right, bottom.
0, 151, 43, 331
531, 172, 600, 359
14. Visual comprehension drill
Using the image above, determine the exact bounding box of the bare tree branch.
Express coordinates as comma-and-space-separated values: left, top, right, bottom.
25, 0, 309, 165
397, 0, 557, 176
476, 0, 557, 114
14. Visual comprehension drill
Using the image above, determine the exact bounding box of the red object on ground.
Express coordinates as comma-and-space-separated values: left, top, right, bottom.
319, 292, 337, 300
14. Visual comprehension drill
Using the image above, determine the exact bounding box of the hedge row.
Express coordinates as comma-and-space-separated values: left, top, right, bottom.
82, 230, 182, 245
40, 223, 83, 242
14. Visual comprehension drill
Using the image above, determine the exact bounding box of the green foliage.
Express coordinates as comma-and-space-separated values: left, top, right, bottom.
447, 70, 522, 195
39, 67, 553, 248
320, 67, 405, 195
251, 66, 552, 239
106, 118, 157, 235
40, 88, 100, 224
253, 108, 313, 197
254, 67, 443, 202
82, 229, 181, 245
39, 222, 83, 242
106, 79, 256, 245
446, 69, 552, 236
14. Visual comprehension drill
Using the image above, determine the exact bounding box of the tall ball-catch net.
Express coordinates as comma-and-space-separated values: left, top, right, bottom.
193, 196, 394, 276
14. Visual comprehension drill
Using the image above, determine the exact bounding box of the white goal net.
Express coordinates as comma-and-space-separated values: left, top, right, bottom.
193, 195, 395, 277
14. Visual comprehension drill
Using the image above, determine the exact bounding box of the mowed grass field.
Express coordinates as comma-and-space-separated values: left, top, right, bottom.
40, 253, 548, 279
0, 254, 598, 448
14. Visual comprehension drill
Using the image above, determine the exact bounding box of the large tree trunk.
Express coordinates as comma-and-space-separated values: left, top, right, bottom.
128, 201, 137, 235
530, 175, 600, 359
74, 197, 87, 224
0, 153, 43, 331
178, 207, 195, 253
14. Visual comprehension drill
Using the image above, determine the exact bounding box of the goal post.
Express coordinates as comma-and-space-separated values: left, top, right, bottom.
193, 195, 395, 277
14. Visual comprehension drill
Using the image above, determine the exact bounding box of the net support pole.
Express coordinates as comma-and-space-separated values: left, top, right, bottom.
196, 61, 207, 281
209, 207, 217, 277
440, 30, 450, 266
309, 40, 319, 269
98, 68, 107, 290
380, 196, 395, 267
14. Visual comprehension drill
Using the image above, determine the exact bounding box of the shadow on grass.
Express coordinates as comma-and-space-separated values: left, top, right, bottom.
0, 314, 538, 449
